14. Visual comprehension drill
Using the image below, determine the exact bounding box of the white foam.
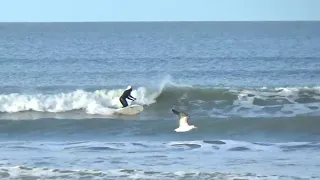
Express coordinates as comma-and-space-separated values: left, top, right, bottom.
0, 87, 159, 115
0, 139, 319, 180
222, 86, 320, 118
0, 166, 302, 180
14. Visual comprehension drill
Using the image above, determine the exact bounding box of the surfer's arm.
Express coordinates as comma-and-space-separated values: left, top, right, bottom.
128, 94, 136, 100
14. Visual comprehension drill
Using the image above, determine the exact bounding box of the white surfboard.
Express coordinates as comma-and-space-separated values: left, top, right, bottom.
114, 104, 144, 115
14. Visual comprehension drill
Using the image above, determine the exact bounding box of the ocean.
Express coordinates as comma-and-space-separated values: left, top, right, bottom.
0, 21, 319, 179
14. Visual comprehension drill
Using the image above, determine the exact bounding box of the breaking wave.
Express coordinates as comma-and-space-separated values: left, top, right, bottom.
0, 76, 319, 118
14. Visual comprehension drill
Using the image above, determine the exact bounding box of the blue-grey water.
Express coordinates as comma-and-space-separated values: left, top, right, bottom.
0, 22, 320, 179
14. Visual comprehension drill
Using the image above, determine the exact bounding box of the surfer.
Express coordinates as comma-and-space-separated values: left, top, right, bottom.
119, 86, 136, 107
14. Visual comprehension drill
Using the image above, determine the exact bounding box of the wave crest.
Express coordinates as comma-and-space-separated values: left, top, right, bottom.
0, 88, 158, 115
0, 75, 319, 118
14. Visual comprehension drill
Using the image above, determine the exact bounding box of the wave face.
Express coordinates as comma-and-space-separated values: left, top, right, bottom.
0, 87, 159, 115
0, 81, 319, 141
0, 117, 319, 140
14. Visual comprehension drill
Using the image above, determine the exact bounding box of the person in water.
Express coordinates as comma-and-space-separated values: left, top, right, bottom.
119, 86, 136, 107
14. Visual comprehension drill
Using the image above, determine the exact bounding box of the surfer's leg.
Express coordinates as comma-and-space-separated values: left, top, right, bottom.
120, 98, 128, 107
122, 100, 128, 107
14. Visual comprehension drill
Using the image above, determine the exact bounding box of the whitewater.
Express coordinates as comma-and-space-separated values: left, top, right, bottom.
0, 21, 319, 180
0, 77, 319, 119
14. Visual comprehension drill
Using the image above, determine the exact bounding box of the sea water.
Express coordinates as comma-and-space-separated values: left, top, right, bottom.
0, 22, 319, 179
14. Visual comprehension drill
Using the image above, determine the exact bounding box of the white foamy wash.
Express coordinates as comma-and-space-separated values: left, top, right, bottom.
0, 87, 159, 115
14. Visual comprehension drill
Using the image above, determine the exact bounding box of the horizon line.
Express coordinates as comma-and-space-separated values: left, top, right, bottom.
0, 20, 319, 23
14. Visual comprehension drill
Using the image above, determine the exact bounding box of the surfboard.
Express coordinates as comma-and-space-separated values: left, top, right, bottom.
114, 104, 144, 115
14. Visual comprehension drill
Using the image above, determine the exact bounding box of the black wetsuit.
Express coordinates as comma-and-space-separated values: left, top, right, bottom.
119, 89, 135, 107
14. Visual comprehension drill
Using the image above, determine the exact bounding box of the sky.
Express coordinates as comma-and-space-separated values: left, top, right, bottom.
0, 0, 319, 22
